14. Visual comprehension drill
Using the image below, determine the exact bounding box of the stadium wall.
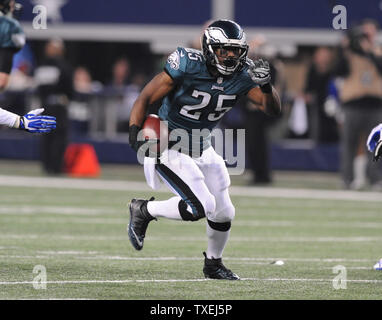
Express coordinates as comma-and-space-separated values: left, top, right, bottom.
0, 134, 339, 172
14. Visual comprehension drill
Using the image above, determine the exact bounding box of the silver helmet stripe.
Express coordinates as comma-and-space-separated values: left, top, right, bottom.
205, 28, 246, 46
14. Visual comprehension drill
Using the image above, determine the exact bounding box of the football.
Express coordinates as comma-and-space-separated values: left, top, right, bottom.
141, 114, 168, 154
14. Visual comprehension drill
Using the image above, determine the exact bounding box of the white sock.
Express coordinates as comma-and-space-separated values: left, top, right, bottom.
351, 154, 367, 189
147, 196, 183, 220
206, 222, 230, 259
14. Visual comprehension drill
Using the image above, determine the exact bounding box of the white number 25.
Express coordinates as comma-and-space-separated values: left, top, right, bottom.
179, 90, 236, 121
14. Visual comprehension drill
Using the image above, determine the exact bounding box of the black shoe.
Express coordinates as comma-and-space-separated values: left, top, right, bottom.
202, 252, 240, 280
127, 197, 156, 251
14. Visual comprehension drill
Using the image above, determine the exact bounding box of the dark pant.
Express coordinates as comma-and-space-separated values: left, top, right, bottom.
41, 104, 68, 174
340, 105, 382, 186
245, 110, 272, 183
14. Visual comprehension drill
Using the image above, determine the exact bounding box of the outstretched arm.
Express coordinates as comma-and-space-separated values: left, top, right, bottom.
0, 108, 56, 133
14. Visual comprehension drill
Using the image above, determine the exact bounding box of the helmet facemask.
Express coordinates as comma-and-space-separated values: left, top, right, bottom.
210, 44, 248, 75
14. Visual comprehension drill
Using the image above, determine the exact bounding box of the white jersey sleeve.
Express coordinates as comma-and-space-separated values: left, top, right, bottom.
0, 107, 18, 128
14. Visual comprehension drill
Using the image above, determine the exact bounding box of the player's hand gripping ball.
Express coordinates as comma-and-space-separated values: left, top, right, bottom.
141, 114, 169, 157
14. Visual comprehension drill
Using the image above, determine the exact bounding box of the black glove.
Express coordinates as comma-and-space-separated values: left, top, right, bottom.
129, 124, 159, 158
129, 124, 143, 152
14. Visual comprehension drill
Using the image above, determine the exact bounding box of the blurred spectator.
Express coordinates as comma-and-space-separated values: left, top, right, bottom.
118, 73, 146, 131
104, 57, 135, 133
69, 66, 102, 136
333, 19, 382, 190
242, 35, 285, 185
73, 66, 93, 93
304, 46, 339, 143
34, 38, 73, 175
110, 57, 131, 88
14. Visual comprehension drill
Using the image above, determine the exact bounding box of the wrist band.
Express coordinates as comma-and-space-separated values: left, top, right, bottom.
260, 83, 272, 94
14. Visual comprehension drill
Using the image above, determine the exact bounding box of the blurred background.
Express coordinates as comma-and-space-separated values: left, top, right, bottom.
2, 0, 382, 190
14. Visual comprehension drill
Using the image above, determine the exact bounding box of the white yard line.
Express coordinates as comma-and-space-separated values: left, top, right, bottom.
0, 233, 381, 242
0, 254, 376, 263
1, 209, 382, 230
1, 204, 382, 229
233, 221, 382, 229
0, 217, 127, 225
3, 215, 382, 229
0, 175, 381, 202
1, 234, 381, 242
0, 206, 120, 216
36, 250, 99, 255
1, 203, 382, 229
0, 277, 381, 285
20, 298, 93, 300
323, 266, 373, 270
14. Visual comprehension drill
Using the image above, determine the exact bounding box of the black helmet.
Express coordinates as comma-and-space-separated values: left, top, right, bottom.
202, 19, 248, 75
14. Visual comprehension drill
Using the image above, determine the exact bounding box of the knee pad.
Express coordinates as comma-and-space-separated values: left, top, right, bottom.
178, 199, 204, 221
207, 219, 231, 232
178, 193, 216, 222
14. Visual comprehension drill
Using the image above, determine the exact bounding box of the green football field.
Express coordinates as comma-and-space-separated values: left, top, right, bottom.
0, 160, 382, 300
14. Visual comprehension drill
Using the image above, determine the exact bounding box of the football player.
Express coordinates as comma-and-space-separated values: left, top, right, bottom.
367, 123, 382, 162
0, 0, 56, 133
366, 124, 382, 270
128, 20, 281, 280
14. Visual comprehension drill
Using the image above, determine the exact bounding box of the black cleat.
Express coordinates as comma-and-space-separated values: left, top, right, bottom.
127, 197, 156, 251
202, 252, 240, 280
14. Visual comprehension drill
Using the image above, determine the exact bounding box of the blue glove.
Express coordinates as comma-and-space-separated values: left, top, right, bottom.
19, 108, 56, 133
367, 123, 382, 161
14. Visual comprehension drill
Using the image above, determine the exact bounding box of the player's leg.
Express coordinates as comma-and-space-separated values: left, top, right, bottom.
127, 197, 157, 251
340, 107, 362, 188
365, 108, 382, 188
128, 149, 216, 250
205, 188, 235, 258
202, 188, 239, 280
197, 147, 239, 280
149, 149, 215, 220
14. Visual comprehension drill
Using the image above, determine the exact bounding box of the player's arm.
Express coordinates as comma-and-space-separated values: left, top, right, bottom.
0, 107, 56, 133
246, 85, 281, 116
129, 71, 175, 151
246, 58, 281, 116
